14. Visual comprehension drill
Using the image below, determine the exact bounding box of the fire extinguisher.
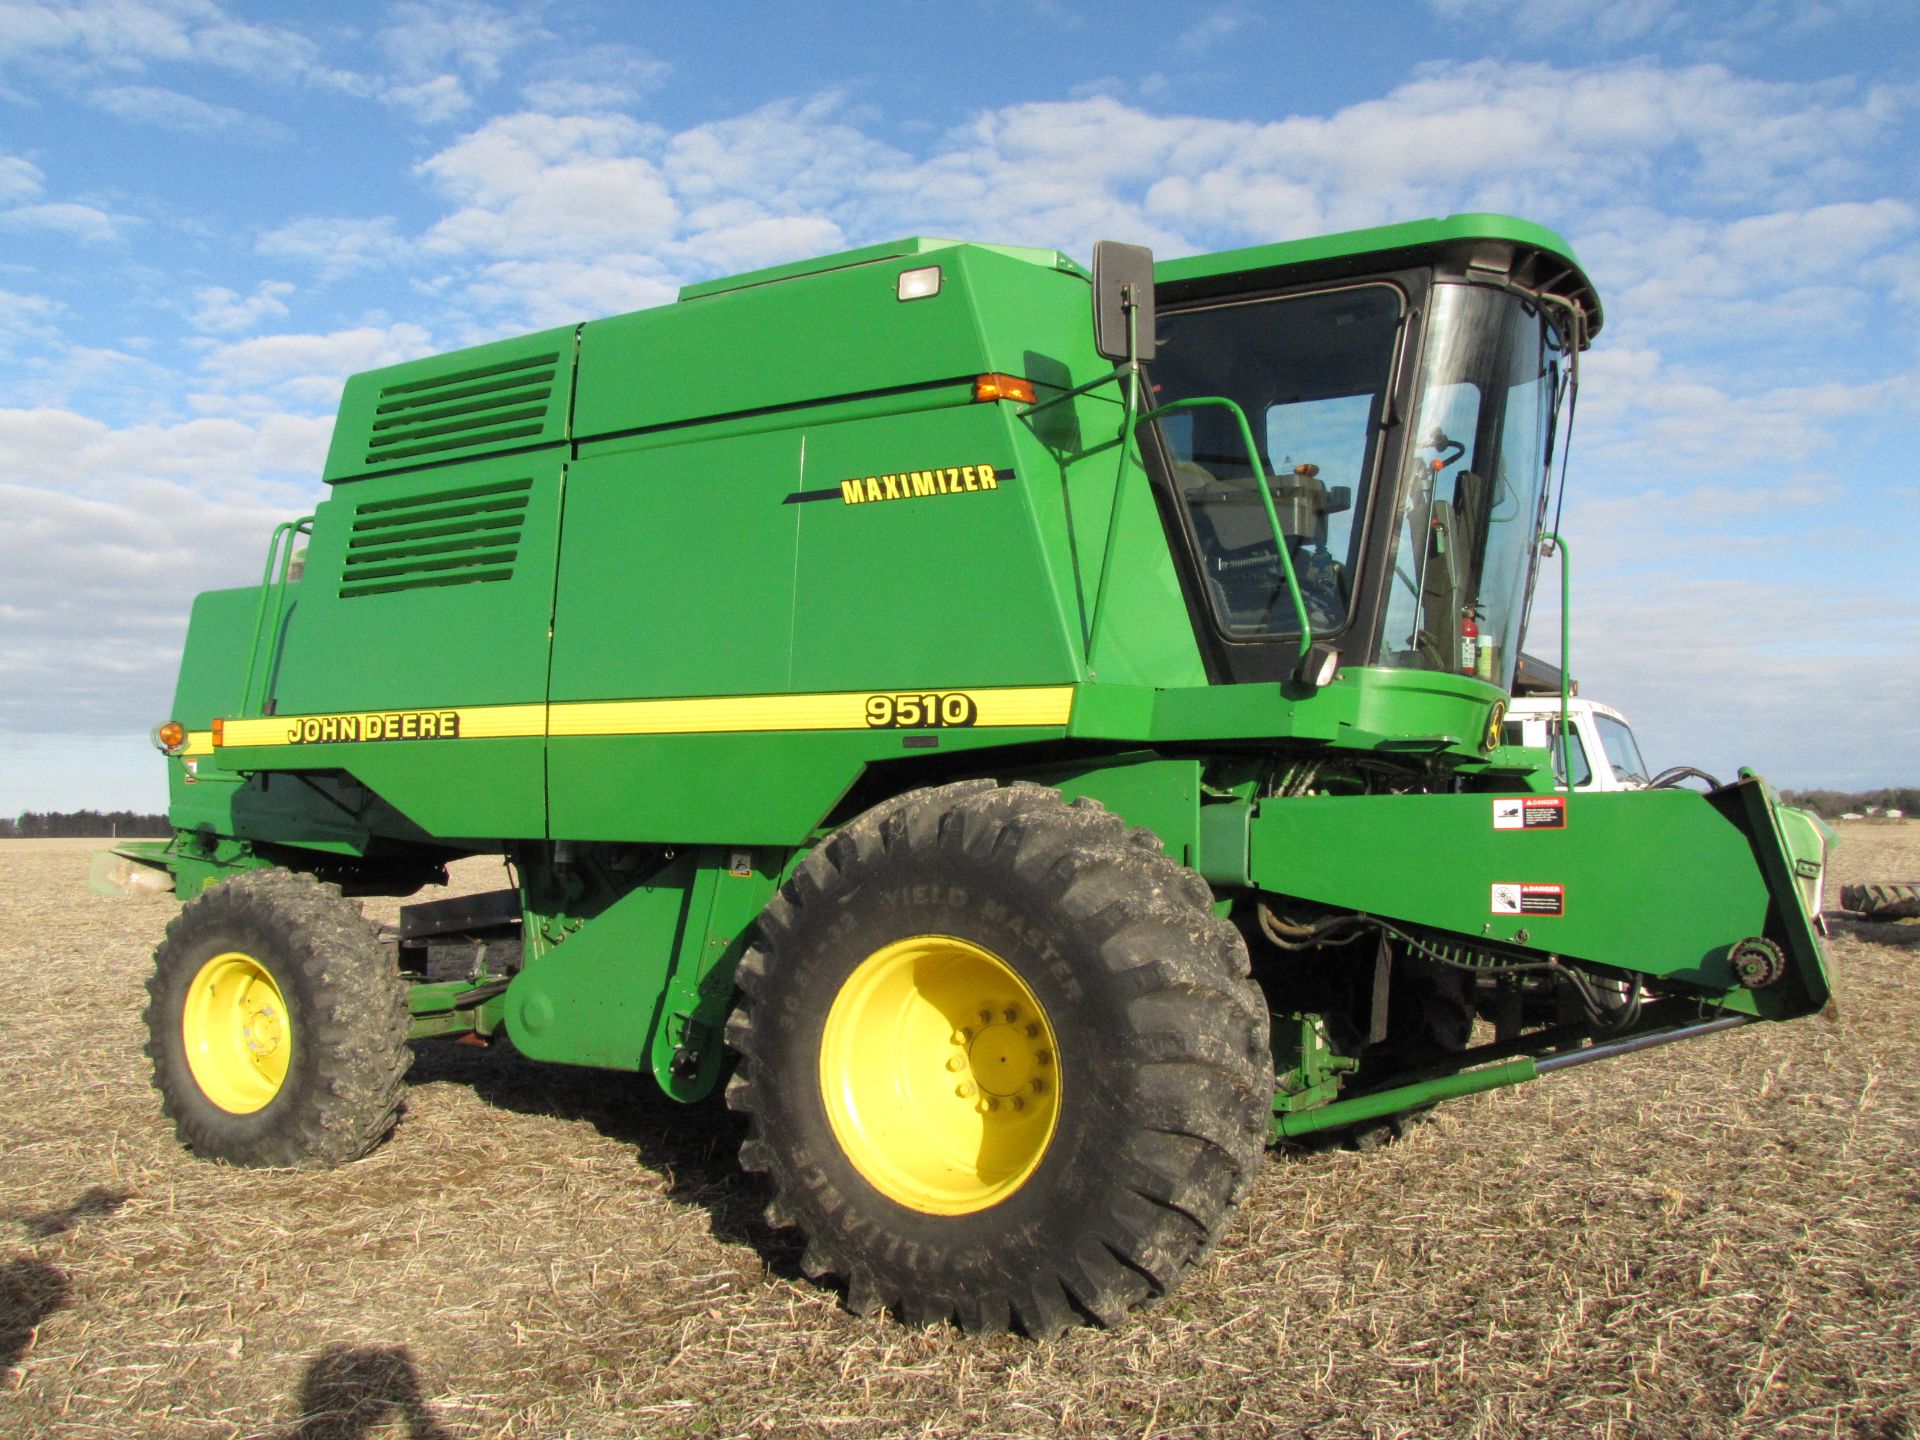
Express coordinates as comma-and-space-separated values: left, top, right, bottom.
1459, 606, 1480, 677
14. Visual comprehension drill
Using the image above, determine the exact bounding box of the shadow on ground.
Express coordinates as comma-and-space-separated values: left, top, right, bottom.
0, 1257, 68, 1373
281, 1344, 454, 1440
404, 1039, 806, 1282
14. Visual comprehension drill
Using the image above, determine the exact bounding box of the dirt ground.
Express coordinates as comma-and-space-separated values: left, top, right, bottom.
2, 825, 1916, 1440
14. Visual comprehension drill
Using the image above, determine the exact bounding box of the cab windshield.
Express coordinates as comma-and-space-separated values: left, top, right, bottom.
1377, 284, 1567, 688
1146, 284, 1404, 638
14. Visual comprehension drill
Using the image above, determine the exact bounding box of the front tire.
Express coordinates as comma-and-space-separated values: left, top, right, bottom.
145, 869, 411, 1167
726, 782, 1272, 1335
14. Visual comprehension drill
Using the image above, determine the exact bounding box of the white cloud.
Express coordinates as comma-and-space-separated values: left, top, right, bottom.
1551, 571, 1920, 789
456, 258, 678, 330
1577, 346, 1915, 474
1428, 0, 1685, 46
0, 405, 332, 495
1591, 200, 1917, 343
257, 216, 410, 279
1175, 7, 1257, 56
188, 279, 294, 334
670, 214, 846, 276
0, 0, 360, 90
87, 81, 278, 136
0, 154, 43, 204
0, 200, 132, 243
519, 43, 668, 113
377, 0, 545, 123
386, 73, 473, 124
197, 323, 437, 409
0, 473, 308, 741
417, 112, 678, 258
0, 286, 62, 351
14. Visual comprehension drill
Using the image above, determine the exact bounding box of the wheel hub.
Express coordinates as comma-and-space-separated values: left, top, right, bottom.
182, 951, 293, 1115
820, 935, 1061, 1215
954, 1009, 1049, 1107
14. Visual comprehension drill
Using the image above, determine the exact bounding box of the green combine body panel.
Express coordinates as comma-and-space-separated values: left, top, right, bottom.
139, 213, 1831, 1336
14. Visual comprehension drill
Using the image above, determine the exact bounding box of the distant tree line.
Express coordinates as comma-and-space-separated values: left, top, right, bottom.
1781, 788, 1920, 820
0, 810, 171, 838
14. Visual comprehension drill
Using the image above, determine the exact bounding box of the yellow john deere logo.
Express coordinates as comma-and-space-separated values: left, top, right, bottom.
287, 710, 461, 744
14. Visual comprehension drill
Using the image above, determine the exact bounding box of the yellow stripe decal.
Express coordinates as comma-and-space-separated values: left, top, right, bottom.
183, 731, 215, 757
216, 688, 1074, 747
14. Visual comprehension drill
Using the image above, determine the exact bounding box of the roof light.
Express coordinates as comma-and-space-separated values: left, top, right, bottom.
152, 721, 187, 755
974, 373, 1036, 404
897, 266, 942, 301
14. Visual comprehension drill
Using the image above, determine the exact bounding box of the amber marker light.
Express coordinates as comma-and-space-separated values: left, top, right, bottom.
974, 373, 1036, 404
211, 717, 225, 747
152, 721, 187, 754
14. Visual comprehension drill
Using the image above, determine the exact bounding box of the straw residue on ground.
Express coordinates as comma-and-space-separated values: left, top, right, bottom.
2, 827, 1916, 1439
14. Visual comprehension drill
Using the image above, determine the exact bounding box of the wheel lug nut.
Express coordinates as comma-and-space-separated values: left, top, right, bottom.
956, 1081, 977, 1098
983, 1096, 1000, 1111
1036, 1050, 1052, 1067
1010, 1096, 1025, 1111
1003, 1005, 1018, 1022
946, 1055, 966, 1073
1030, 1078, 1046, 1095
953, 1027, 973, 1045
1025, 1022, 1040, 1038
978, 1008, 994, 1025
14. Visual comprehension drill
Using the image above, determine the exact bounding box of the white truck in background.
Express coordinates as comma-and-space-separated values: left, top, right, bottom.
1503, 675, 1834, 925
1503, 695, 1650, 792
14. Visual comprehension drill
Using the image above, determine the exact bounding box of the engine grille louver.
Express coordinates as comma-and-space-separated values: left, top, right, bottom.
361, 352, 560, 468
338, 477, 532, 598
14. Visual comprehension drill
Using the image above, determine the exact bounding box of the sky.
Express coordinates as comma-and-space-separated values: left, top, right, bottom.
1, 0, 1916, 813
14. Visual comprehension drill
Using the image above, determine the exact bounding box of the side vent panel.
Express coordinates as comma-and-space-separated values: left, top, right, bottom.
323, 325, 577, 483
338, 477, 531, 598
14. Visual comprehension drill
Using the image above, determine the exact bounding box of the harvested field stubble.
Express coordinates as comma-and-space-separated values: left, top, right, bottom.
1, 831, 1916, 1440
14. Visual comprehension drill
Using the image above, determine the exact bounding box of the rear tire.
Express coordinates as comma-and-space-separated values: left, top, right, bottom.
145, 869, 411, 1167
1841, 882, 1920, 922
725, 782, 1272, 1336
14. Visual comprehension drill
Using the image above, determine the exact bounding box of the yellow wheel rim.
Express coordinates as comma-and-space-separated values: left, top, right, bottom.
819, 935, 1060, 1216
182, 951, 293, 1114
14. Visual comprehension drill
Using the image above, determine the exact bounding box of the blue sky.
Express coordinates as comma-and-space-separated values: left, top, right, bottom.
2, 0, 1916, 812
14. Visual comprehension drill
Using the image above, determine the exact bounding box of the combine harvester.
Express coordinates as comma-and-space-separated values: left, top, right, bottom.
122, 216, 1831, 1334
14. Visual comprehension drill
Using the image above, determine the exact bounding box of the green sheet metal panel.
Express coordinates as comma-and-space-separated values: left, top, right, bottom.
781, 403, 1078, 691
272, 452, 563, 715
323, 326, 577, 483
549, 426, 806, 702
1247, 786, 1828, 1017
166, 586, 270, 836
504, 854, 701, 1069
211, 451, 565, 839
572, 245, 1091, 439
546, 717, 1073, 846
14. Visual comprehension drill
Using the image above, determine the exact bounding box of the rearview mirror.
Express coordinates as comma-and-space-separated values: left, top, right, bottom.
1092, 241, 1156, 363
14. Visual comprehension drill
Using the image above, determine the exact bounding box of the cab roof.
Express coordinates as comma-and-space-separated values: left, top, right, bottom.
1155, 213, 1602, 341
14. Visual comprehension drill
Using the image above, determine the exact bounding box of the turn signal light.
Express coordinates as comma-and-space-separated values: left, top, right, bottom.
975, 373, 1036, 404
152, 721, 187, 754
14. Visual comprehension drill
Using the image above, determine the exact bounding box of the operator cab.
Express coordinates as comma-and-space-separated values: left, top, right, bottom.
1140, 217, 1599, 689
